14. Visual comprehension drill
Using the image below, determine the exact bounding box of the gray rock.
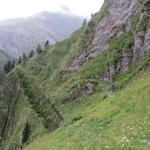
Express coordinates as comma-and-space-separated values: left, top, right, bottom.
143, 28, 150, 53
120, 52, 133, 72
67, 0, 140, 70
133, 31, 145, 61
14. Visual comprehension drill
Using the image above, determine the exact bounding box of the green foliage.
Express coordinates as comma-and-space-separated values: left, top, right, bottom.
3, 60, 15, 74
114, 54, 150, 89
140, 15, 150, 30
28, 50, 35, 58
36, 44, 43, 54
1, 27, 148, 150
15, 68, 63, 130
79, 31, 134, 80
0, 28, 95, 149
1, 2, 150, 149
3, 94, 46, 149
18, 56, 22, 64
134, 0, 150, 32
25, 70, 150, 150
44, 31, 134, 106
0, 71, 46, 149
22, 53, 27, 60
21, 29, 81, 82
44, 40, 50, 49
143, 0, 150, 5
78, 20, 95, 51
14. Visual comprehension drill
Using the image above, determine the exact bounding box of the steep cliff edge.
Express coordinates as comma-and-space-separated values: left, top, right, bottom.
0, 0, 150, 149
66, 0, 150, 71
65, 0, 150, 70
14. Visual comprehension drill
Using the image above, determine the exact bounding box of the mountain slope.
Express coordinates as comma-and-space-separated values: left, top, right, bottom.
0, 12, 83, 58
24, 69, 150, 150
0, 0, 150, 149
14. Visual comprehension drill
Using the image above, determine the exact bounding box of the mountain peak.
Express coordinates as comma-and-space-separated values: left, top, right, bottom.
0, 11, 83, 59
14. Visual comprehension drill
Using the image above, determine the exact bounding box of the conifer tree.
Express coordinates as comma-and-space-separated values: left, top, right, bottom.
18, 56, 22, 64
3, 60, 12, 74
11, 60, 15, 69
29, 50, 35, 58
44, 40, 50, 48
22, 53, 27, 60
36, 44, 42, 54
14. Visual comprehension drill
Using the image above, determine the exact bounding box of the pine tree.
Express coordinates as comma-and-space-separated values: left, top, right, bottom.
11, 60, 15, 69
36, 44, 42, 54
28, 50, 35, 58
82, 19, 87, 27
44, 40, 49, 48
3, 60, 12, 74
18, 56, 22, 64
22, 53, 27, 60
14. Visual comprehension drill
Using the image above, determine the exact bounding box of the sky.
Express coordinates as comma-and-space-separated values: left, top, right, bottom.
0, 0, 104, 20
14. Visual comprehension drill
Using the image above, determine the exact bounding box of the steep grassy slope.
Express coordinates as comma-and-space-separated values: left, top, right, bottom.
3, 28, 148, 149
20, 28, 82, 82
0, 11, 83, 58
0, 29, 82, 150
0, 0, 150, 149
0, 71, 46, 149
25, 69, 150, 150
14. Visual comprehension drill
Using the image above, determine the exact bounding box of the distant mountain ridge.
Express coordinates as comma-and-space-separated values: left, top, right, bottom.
0, 11, 83, 58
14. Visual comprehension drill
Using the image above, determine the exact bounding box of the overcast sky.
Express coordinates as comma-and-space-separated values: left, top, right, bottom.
0, 0, 104, 20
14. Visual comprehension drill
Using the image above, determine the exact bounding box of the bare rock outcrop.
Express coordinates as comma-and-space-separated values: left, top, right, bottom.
133, 30, 145, 61
67, 0, 142, 71
143, 28, 150, 53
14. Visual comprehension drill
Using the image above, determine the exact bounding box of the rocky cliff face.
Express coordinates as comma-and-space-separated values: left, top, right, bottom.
67, 0, 150, 74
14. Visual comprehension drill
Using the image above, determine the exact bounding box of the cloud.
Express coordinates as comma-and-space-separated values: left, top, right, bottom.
60, 6, 71, 14
0, 0, 104, 20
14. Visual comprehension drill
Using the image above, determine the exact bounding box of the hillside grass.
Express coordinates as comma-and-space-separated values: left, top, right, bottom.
1, 2, 150, 149
41, 31, 137, 104
21, 29, 81, 82
3, 27, 149, 150
24, 69, 150, 150
3, 95, 46, 149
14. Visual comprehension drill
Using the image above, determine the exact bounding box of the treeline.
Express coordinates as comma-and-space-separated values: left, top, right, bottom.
3, 40, 50, 74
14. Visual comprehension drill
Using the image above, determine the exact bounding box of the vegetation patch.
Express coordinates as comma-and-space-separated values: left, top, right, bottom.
24, 70, 150, 150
